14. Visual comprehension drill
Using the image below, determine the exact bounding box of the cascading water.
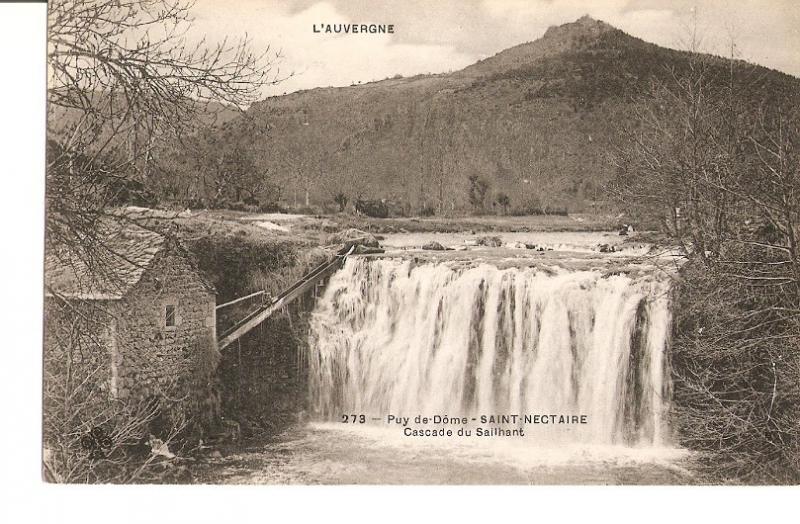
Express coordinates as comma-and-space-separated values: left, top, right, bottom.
307, 257, 673, 448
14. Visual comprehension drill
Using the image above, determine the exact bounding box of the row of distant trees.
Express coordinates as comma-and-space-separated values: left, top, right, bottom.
467, 175, 513, 215
327, 182, 538, 218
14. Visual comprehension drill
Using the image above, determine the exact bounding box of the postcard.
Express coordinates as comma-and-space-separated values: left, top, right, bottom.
42, 0, 800, 485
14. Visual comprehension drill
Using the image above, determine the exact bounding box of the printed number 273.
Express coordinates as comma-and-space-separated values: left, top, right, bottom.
341, 414, 366, 423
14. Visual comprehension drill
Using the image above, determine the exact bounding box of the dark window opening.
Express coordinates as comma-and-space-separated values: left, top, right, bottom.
165, 305, 176, 327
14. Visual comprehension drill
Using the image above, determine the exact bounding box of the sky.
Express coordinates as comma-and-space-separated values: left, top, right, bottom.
188, 0, 800, 96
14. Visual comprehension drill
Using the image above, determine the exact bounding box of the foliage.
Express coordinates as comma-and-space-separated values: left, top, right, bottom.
186, 234, 299, 303
508, 204, 568, 216
612, 45, 800, 483
333, 193, 348, 212
467, 175, 490, 212
354, 198, 389, 218
42, 298, 204, 483
44, 0, 284, 482
670, 259, 800, 483
495, 192, 511, 214
156, 123, 282, 209
47, 0, 281, 259
419, 204, 436, 217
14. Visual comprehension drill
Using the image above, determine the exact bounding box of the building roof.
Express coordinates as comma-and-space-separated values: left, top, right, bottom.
45, 223, 168, 300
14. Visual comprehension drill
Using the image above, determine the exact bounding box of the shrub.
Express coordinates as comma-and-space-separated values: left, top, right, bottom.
508, 205, 568, 216
354, 198, 389, 218
42, 299, 211, 483
419, 204, 436, 217
333, 193, 348, 212
670, 257, 800, 484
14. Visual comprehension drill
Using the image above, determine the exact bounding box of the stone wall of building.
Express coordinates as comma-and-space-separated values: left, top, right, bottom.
43, 222, 234, 462
114, 245, 218, 409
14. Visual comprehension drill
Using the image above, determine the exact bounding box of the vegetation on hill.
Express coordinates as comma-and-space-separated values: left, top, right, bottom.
148, 16, 800, 219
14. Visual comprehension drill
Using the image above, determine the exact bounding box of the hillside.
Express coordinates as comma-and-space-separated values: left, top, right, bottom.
183, 16, 800, 214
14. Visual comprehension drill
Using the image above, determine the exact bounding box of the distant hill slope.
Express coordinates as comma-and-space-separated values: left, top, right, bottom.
188, 16, 800, 213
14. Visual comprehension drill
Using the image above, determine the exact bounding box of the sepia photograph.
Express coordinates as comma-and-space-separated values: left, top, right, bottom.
36, 0, 800, 487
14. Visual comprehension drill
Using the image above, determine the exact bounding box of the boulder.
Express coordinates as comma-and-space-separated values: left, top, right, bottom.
422, 241, 447, 251
476, 235, 503, 247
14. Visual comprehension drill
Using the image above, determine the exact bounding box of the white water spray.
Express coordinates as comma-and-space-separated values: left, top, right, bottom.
308, 257, 673, 447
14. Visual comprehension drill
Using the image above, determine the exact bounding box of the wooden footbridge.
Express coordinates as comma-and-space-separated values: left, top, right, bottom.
216, 245, 354, 350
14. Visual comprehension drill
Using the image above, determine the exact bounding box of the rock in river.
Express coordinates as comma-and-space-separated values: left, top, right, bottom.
422, 241, 447, 251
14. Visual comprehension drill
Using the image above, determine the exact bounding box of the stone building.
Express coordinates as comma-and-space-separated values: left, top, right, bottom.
44, 224, 218, 405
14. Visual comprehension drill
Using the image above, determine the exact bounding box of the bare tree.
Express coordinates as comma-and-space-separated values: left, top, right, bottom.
44, 0, 286, 482
47, 0, 284, 261
611, 28, 800, 482
43, 297, 200, 484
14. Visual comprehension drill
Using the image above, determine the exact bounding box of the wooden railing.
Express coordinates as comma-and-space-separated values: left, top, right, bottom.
217, 245, 353, 351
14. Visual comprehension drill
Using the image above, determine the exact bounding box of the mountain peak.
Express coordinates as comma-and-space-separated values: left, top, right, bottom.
460, 16, 621, 78
542, 15, 616, 41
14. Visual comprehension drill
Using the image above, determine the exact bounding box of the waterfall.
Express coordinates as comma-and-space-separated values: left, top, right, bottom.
307, 257, 673, 447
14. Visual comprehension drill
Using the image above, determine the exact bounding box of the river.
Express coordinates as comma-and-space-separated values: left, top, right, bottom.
197, 231, 692, 484
194, 423, 692, 484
